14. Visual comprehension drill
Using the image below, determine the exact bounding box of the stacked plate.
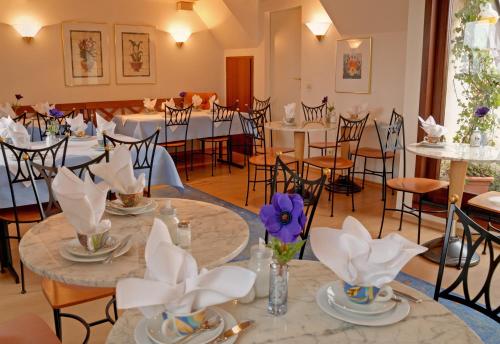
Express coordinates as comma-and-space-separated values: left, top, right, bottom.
418, 141, 446, 148
59, 235, 132, 263
316, 280, 410, 326
134, 307, 239, 344
106, 198, 157, 216
69, 135, 94, 141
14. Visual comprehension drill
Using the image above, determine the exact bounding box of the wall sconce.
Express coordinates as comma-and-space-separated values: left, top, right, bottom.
305, 22, 331, 41
347, 39, 363, 49
170, 29, 191, 47
12, 17, 42, 43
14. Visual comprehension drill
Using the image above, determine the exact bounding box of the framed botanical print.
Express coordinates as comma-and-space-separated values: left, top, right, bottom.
335, 37, 372, 94
62, 22, 111, 86
114, 25, 156, 84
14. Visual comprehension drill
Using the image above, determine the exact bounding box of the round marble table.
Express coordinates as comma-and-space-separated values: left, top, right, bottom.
407, 143, 499, 265
19, 198, 249, 287
106, 260, 481, 344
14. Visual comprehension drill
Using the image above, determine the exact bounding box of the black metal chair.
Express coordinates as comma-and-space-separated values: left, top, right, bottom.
0, 136, 69, 293
302, 102, 337, 157
352, 109, 400, 200
12, 111, 28, 126
35, 110, 76, 140
376, 114, 449, 244
267, 155, 326, 259
252, 96, 271, 111
103, 130, 160, 197
159, 105, 192, 181
239, 110, 297, 206
303, 114, 369, 217
198, 103, 236, 176
434, 200, 499, 323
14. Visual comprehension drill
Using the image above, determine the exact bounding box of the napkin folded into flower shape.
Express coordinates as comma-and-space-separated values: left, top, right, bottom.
284, 103, 296, 122
311, 216, 427, 287
117, 218, 256, 317
161, 98, 176, 111
208, 95, 219, 110
89, 144, 145, 194
143, 98, 157, 112
0, 116, 15, 138
52, 167, 111, 237
66, 113, 88, 133
192, 94, 203, 108
346, 103, 369, 117
33, 102, 55, 115
7, 122, 30, 147
96, 114, 116, 136
418, 115, 447, 137
0, 103, 17, 118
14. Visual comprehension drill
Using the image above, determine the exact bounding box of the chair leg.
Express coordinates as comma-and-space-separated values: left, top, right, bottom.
330, 172, 335, 217
378, 186, 388, 239
211, 143, 215, 177
227, 140, 232, 175
350, 169, 355, 212
190, 140, 194, 171
53, 308, 62, 340
15, 223, 26, 294
264, 165, 268, 205
417, 196, 423, 244
398, 192, 405, 231
362, 158, 367, 189
245, 164, 251, 206
184, 145, 189, 181
390, 157, 395, 195
252, 166, 258, 191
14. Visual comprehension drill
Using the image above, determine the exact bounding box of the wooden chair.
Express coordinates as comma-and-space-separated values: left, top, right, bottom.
0, 313, 61, 344
302, 102, 337, 157
376, 114, 449, 244
103, 130, 160, 196
303, 114, 369, 217
35, 110, 76, 140
352, 109, 401, 200
158, 105, 193, 181
434, 200, 499, 322
268, 155, 326, 258
0, 136, 69, 293
239, 110, 297, 206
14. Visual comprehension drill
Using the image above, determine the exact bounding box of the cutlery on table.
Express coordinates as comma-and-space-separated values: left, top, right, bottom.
175, 316, 222, 344
209, 320, 254, 343
394, 289, 422, 303
103, 234, 132, 264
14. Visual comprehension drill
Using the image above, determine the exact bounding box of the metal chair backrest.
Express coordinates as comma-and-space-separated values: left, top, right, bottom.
211, 103, 236, 138
36, 110, 76, 139
164, 105, 192, 143
434, 201, 500, 322
252, 96, 270, 110
239, 109, 267, 158
302, 102, 326, 122
374, 109, 406, 176
103, 130, 160, 196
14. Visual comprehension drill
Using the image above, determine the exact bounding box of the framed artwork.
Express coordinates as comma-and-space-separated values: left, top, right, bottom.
335, 37, 372, 94
114, 25, 156, 84
62, 22, 110, 86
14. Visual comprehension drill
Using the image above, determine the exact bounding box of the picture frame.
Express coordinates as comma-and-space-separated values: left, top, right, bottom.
335, 37, 372, 94
62, 22, 111, 86
114, 24, 156, 84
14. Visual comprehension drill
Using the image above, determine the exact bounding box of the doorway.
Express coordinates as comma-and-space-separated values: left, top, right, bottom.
226, 56, 254, 112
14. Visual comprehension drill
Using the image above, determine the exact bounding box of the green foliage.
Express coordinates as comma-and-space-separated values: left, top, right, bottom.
268, 237, 305, 266
451, 0, 499, 144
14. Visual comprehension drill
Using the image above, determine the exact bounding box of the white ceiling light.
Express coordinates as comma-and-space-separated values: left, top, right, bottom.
305, 22, 332, 41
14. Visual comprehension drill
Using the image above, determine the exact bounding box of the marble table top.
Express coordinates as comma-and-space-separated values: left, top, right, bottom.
19, 198, 249, 288
407, 142, 499, 163
106, 260, 481, 344
265, 120, 338, 132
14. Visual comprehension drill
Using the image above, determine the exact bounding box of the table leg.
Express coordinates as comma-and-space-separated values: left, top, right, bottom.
421, 160, 480, 266
0, 220, 20, 283
294, 132, 305, 173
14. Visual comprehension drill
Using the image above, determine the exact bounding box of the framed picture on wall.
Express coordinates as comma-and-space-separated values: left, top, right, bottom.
114, 24, 156, 84
62, 22, 111, 86
335, 37, 372, 94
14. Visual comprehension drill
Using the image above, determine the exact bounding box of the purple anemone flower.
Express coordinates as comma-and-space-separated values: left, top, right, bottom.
322, 96, 328, 104
259, 193, 306, 243
179, 91, 187, 98
49, 108, 64, 118
474, 106, 489, 118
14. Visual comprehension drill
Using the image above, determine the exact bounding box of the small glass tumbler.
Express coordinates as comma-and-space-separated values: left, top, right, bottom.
268, 261, 288, 316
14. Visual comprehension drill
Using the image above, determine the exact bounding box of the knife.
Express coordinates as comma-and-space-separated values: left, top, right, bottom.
210, 320, 254, 343
394, 289, 422, 303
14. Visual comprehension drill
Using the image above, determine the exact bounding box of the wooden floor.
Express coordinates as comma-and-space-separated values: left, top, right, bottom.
0, 159, 497, 343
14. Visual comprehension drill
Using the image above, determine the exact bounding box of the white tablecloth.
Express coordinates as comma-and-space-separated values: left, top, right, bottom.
113, 111, 244, 143
0, 135, 183, 208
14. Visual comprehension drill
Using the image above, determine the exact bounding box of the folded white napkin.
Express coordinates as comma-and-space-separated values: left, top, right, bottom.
7, 123, 30, 148
346, 103, 369, 117
66, 113, 88, 133
311, 216, 427, 287
161, 98, 176, 111
96, 114, 116, 135
143, 98, 157, 112
284, 102, 296, 121
192, 94, 203, 108
116, 218, 256, 317
208, 95, 219, 111
52, 167, 111, 236
418, 115, 447, 137
33, 102, 55, 115
0, 103, 17, 118
0, 116, 15, 137
89, 144, 145, 194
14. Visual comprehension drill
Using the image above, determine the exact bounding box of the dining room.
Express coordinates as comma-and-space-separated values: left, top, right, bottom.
0, 0, 498, 343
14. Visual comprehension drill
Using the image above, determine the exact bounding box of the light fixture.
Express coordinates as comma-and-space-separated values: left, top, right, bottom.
305, 22, 331, 41
170, 28, 191, 47
347, 39, 363, 49
12, 16, 42, 43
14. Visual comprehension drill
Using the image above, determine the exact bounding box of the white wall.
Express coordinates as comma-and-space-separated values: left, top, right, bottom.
0, 0, 224, 104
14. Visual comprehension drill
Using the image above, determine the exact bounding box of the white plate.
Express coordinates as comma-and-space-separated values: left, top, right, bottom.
488, 196, 500, 207
418, 141, 446, 148
63, 236, 120, 258
108, 198, 154, 212
70, 135, 94, 141
316, 283, 410, 326
59, 238, 132, 263
105, 200, 157, 216
326, 281, 396, 316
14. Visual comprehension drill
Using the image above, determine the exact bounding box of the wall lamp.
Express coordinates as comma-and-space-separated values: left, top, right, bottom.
12, 17, 42, 43
305, 21, 331, 41
170, 29, 191, 47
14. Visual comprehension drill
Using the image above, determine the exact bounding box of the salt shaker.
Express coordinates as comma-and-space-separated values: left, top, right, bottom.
248, 243, 273, 298
158, 200, 179, 244
470, 128, 482, 147
177, 221, 191, 250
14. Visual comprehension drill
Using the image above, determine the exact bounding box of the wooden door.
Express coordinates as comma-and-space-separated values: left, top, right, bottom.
226, 56, 253, 112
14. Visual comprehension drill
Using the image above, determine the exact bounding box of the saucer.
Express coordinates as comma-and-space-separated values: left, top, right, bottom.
326, 280, 396, 316
418, 141, 446, 148
108, 198, 154, 212
145, 308, 225, 344
105, 200, 157, 216
70, 135, 93, 141
63, 236, 120, 258
316, 282, 410, 326
59, 238, 132, 263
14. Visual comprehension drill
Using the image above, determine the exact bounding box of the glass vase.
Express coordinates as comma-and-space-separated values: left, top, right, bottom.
46, 133, 57, 146
268, 261, 288, 316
